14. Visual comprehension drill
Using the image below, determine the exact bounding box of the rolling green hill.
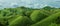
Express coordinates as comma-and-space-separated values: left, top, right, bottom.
0, 6, 60, 26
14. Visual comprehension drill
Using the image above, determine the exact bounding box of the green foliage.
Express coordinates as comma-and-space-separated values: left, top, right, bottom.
0, 6, 60, 26
25, 10, 33, 17
43, 6, 55, 11
9, 16, 32, 26
31, 12, 60, 26
30, 10, 48, 23
49, 23, 58, 26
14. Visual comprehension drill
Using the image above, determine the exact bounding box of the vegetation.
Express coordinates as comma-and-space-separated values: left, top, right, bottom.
0, 6, 60, 26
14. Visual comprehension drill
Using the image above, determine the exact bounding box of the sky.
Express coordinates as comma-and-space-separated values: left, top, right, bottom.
0, 0, 60, 8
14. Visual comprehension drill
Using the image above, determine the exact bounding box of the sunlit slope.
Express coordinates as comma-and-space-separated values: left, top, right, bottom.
0, 6, 60, 26
31, 12, 60, 26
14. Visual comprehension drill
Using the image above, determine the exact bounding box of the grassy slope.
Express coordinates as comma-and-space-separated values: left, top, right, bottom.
0, 7, 60, 26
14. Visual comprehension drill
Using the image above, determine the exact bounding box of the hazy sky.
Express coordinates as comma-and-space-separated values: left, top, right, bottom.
0, 0, 60, 8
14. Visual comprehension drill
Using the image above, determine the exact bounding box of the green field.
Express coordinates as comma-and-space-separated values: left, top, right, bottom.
0, 6, 60, 26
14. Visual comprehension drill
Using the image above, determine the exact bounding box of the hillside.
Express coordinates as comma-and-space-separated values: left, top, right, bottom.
0, 6, 60, 26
